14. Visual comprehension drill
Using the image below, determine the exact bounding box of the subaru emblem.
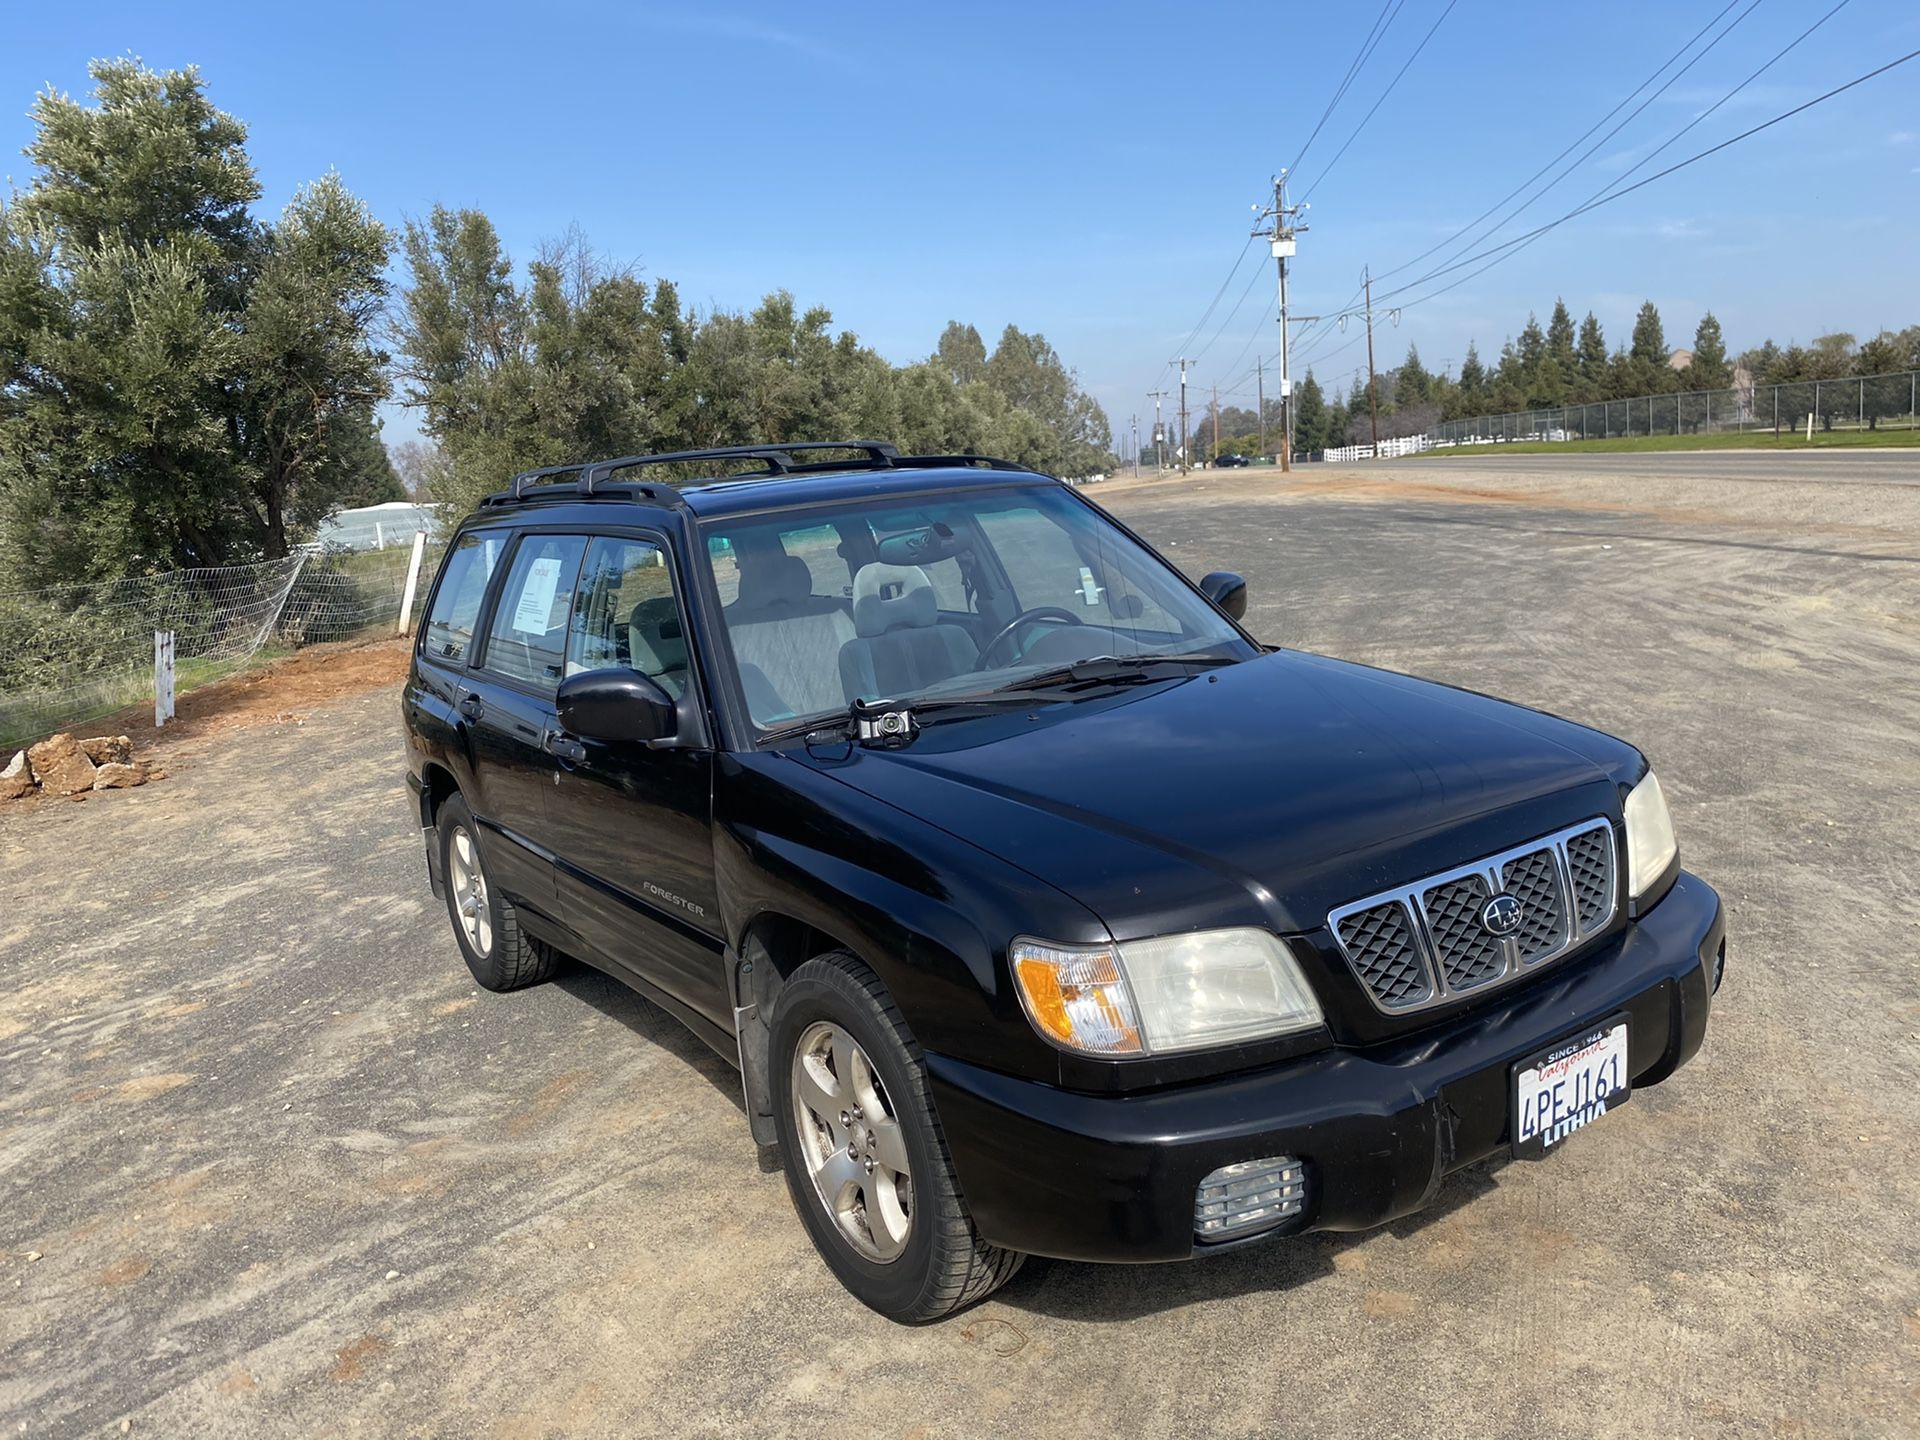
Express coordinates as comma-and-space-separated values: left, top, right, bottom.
1480, 892, 1524, 937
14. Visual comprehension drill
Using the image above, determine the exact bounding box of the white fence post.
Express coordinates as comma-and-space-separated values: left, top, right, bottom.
154, 631, 176, 728
397, 530, 428, 635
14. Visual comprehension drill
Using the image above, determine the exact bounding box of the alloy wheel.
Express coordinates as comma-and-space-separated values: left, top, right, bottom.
790, 1020, 914, 1262
446, 824, 493, 957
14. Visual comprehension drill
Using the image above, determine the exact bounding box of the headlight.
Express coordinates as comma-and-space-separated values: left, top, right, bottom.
1624, 769, 1678, 901
1011, 928, 1324, 1057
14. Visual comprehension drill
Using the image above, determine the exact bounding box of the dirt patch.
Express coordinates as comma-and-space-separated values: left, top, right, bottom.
330, 1334, 390, 1382
123, 639, 410, 751
98, 1257, 152, 1287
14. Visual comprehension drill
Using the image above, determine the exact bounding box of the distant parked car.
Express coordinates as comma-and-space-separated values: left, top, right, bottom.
1213, 452, 1250, 468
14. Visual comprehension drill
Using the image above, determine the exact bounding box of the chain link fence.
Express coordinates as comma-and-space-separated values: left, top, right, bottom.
0, 541, 441, 751
1432, 369, 1920, 448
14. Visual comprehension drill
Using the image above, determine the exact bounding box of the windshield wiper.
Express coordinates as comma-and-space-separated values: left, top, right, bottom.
985, 652, 1241, 696
759, 692, 1041, 749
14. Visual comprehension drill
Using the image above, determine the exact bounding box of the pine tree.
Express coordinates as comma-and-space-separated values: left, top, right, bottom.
1457, 341, 1485, 398
1395, 343, 1432, 410
1547, 300, 1578, 374
1516, 314, 1547, 378
1689, 312, 1731, 390
1577, 312, 1608, 388
1293, 371, 1327, 453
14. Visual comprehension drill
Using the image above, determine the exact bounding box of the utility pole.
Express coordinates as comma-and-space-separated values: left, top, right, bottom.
1130, 414, 1139, 475
1254, 171, 1308, 472
1210, 383, 1219, 466
1256, 358, 1268, 459
1147, 389, 1168, 470
1171, 358, 1192, 475
1363, 266, 1381, 452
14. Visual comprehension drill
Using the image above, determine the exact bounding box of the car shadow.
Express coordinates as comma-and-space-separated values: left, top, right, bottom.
992, 1155, 1514, 1324
551, 961, 745, 1116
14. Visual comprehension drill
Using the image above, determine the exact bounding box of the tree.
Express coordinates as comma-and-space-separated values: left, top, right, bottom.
1628, 300, 1674, 394
1292, 371, 1327, 453
1689, 312, 1731, 391
1547, 299, 1578, 376
1455, 341, 1486, 414
0, 60, 391, 589
934, 322, 987, 385
1516, 314, 1547, 380
1577, 312, 1609, 393
1395, 343, 1433, 410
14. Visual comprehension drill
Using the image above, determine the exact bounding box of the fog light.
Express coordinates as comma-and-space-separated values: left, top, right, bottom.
1195, 1156, 1306, 1239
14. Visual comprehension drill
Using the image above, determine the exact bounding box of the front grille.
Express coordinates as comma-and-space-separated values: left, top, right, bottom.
1565, 829, 1612, 931
1500, 848, 1569, 964
1422, 874, 1504, 990
1334, 901, 1432, 1010
1329, 820, 1618, 1016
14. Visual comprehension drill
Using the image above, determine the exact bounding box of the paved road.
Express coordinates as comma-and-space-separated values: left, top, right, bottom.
4, 471, 1917, 1438
1402, 446, 1920, 485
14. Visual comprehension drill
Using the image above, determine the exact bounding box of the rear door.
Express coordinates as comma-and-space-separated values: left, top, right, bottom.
542, 532, 727, 1027
461, 531, 589, 918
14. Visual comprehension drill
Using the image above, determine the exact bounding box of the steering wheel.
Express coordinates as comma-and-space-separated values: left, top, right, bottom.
977, 606, 1084, 669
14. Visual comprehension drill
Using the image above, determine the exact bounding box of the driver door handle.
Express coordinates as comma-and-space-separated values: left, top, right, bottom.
544, 731, 587, 765
458, 694, 484, 720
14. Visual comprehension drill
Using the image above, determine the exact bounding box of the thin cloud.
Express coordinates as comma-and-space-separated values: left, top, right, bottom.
1890, 130, 1917, 145
630, 12, 847, 65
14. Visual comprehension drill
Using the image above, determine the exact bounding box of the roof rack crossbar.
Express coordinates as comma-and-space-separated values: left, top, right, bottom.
484, 442, 1030, 510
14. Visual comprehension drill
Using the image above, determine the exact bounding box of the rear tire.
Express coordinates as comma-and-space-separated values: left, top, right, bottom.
436, 794, 555, 992
769, 951, 1023, 1321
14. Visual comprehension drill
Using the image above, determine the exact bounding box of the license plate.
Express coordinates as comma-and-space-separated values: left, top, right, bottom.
1512, 1015, 1629, 1159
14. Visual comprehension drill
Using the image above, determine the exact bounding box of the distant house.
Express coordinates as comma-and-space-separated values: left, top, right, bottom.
310, 501, 442, 553
1667, 348, 1693, 372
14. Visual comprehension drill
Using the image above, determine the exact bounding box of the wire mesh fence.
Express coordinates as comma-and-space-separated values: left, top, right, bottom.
0, 540, 442, 751
1432, 369, 1920, 448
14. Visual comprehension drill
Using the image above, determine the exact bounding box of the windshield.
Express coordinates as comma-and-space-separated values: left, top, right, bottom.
699, 482, 1253, 736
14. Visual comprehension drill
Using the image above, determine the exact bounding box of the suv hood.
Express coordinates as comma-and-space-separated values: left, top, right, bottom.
797, 650, 1640, 938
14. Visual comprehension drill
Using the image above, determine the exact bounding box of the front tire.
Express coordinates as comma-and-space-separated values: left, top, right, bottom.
436, 794, 555, 992
769, 952, 1023, 1321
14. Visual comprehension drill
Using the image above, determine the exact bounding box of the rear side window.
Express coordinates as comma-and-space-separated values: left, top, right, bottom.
483, 534, 587, 691
421, 533, 500, 663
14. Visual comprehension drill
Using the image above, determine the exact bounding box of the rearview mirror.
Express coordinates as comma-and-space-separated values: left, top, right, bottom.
556, 668, 677, 745
1198, 571, 1248, 621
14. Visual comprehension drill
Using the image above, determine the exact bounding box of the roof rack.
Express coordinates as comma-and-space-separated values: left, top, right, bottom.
478, 442, 1031, 508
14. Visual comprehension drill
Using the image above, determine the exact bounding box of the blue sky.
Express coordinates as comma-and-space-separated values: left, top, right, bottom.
4, 1, 1917, 446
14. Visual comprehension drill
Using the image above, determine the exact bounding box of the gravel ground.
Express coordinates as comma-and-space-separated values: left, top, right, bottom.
3, 456, 1916, 1439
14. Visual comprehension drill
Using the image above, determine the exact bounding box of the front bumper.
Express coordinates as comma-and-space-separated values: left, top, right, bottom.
929, 870, 1725, 1263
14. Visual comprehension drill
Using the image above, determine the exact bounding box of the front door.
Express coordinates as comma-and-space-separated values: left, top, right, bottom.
542, 534, 727, 1027
462, 531, 589, 920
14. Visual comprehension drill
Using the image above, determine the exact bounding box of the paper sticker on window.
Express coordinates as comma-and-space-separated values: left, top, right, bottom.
511, 556, 563, 633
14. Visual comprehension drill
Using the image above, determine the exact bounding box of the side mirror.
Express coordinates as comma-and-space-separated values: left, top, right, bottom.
1198, 571, 1248, 621
556, 668, 677, 745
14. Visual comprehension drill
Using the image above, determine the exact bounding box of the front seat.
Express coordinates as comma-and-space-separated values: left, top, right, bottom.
838, 563, 979, 701
723, 549, 856, 723
626, 595, 688, 695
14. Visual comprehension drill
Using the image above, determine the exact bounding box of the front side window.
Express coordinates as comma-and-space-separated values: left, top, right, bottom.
566, 536, 688, 698
483, 534, 587, 691
420, 532, 501, 663
699, 483, 1251, 733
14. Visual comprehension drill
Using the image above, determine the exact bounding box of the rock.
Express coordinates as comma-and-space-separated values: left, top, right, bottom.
93, 762, 150, 791
0, 751, 29, 800
25, 733, 96, 797
80, 735, 134, 766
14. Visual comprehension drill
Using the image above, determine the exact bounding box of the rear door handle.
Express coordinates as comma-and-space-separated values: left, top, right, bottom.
459, 694, 484, 720
545, 731, 587, 765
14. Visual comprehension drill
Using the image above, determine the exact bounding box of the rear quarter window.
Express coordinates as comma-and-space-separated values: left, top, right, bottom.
420, 532, 501, 663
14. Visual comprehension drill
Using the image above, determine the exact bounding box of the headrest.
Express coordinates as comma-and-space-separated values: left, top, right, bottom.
852, 562, 937, 638
628, 595, 682, 642
735, 553, 813, 612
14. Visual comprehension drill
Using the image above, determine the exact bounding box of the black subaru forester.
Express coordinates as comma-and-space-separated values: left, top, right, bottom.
401, 441, 1726, 1321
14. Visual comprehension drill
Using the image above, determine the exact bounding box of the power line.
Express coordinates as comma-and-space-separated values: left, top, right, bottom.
1298, 0, 1461, 204
1376, 34, 1913, 317
1289, 0, 1406, 174
1372, 0, 1749, 285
